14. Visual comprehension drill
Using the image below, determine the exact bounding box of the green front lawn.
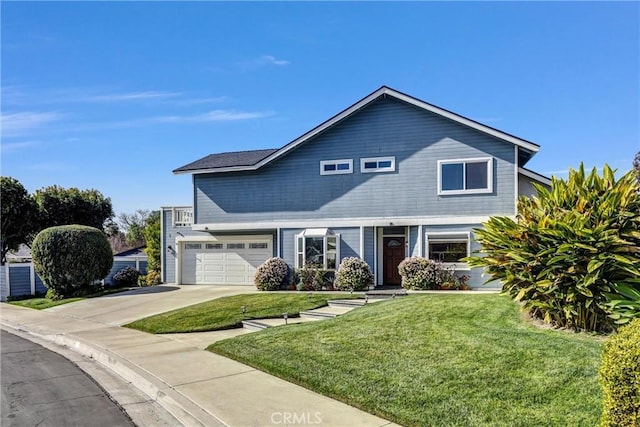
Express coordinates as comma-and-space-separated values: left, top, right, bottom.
209, 294, 605, 427
124, 293, 357, 333
8, 287, 129, 310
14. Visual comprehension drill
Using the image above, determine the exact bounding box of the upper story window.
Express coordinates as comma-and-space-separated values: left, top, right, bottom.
320, 159, 353, 175
295, 229, 340, 270
361, 156, 396, 173
438, 158, 493, 195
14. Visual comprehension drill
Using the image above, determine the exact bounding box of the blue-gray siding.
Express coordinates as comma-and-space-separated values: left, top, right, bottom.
363, 227, 375, 269
9, 265, 31, 297
35, 275, 46, 294
195, 97, 516, 224
0, 267, 8, 301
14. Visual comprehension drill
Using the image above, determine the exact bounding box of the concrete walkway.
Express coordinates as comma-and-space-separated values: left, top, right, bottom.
0, 285, 397, 427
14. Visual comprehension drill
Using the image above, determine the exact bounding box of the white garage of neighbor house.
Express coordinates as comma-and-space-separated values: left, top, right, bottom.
177, 236, 273, 285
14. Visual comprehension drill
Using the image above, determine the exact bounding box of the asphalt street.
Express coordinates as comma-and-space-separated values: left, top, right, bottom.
1, 329, 134, 427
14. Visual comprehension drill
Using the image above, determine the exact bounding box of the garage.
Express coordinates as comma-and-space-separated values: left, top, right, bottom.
180, 236, 273, 285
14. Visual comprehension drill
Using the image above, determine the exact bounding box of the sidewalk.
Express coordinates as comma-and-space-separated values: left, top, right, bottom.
0, 286, 397, 427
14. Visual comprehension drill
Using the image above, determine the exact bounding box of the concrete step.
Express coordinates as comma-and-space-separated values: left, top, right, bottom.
328, 299, 367, 308
299, 310, 338, 320
241, 320, 271, 331
365, 290, 408, 299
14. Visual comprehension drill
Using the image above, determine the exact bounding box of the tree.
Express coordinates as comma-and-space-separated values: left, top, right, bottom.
467, 164, 640, 332
117, 209, 149, 248
143, 210, 161, 274
0, 177, 39, 264
32, 225, 113, 299
34, 185, 114, 231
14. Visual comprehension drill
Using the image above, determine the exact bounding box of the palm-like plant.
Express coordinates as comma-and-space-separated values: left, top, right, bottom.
467, 164, 640, 331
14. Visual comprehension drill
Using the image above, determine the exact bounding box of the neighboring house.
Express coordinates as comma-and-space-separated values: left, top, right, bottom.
161, 86, 551, 288
0, 246, 149, 301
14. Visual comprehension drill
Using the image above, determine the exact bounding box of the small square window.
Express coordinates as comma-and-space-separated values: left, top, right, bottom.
206, 243, 223, 250
184, 243, 202, 250
249, 242, 268, 249
227, 243, 245, 249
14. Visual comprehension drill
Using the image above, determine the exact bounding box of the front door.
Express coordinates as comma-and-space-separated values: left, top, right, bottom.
383, 237, 405, 285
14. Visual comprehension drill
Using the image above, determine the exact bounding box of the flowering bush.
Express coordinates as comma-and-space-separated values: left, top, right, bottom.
398, 257, 466, 290
334, 257, 373, 291
113, 266, 141, 287
254, 257, 289, 291
398, 257, 440, 290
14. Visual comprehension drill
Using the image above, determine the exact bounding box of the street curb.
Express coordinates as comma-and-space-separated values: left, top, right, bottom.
1, 321, 227, 427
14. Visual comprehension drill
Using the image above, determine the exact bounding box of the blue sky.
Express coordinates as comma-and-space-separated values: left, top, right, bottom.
2, 2, 638, 215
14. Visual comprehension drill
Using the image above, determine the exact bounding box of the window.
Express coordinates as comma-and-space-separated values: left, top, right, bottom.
438, 158, 493, 194
249, 242, 268, 249
320, 159, 353, 175
206, 243, 223, 250
227, 243, 245, 250
426, 233, 470, 268
360, 156, 396, 173
295, 229, 340, 270
184, 243, 202, 250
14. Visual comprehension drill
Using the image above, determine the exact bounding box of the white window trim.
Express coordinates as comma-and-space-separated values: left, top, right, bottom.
360, 156, 396, 173
437, 157, 493, 195
320, 159, 353, 175
425, 232, 471, 271
295, 232, 341, 270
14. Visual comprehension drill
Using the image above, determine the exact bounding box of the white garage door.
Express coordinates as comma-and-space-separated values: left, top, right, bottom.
181, 237, 272, 285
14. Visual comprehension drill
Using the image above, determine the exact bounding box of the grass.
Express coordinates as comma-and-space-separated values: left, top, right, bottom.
208, 294, 605, 427
8, 287, 129, 310
124, 292, 357, 333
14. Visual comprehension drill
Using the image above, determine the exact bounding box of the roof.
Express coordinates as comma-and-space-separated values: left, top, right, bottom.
174, 86, 541, 175
6, 244, 31, 261
114, 246, 148, 257
174, 148, 278, 173
518, 167, 552, 187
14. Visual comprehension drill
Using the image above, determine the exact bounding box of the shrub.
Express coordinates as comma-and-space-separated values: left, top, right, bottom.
467, 164, 640, 332
145, 270, 161, 286
296, 264, 334, 291
398, 257, 440, 290
113, 266, 140, 287
254, 257, 289, 291
295, 263, 335, 291
600, 318, 640, 426
334, 257, 373, 291
32, 225, 113, 298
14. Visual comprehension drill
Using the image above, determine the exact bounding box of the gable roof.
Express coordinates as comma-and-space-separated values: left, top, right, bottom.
174, 86, 540, 175
174, 148, 277, 174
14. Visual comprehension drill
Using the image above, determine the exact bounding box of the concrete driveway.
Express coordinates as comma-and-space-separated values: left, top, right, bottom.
43, 284, 256, 325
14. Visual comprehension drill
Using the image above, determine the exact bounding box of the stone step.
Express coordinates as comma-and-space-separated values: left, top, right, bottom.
241, 320, 271, 331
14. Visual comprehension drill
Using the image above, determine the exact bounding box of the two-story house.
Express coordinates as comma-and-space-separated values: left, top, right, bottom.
161, 86, 550, 288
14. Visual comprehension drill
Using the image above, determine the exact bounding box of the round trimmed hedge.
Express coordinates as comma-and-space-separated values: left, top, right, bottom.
334, 257, 373, 291
32, 225, 113, 298
254, 257, 289, 291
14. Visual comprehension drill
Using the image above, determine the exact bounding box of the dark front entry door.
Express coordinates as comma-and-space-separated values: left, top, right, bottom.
383, 237, 405, 285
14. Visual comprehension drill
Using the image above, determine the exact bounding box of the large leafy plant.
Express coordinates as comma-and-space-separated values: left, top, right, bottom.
467, 164, 640, 331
